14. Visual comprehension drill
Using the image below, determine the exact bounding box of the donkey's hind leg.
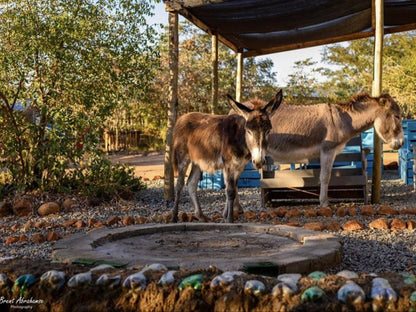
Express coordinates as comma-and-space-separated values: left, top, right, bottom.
172, 158, 190, 223
187, 164, 207, 222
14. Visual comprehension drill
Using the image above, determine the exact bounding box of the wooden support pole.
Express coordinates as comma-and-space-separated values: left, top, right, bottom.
211, 34, 218, 114
164, 11, 179, 201
236, 52, 243, 101
371, 0, 384, 204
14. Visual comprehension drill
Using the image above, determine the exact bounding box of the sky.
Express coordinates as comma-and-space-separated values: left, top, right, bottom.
148, 2, 326, 85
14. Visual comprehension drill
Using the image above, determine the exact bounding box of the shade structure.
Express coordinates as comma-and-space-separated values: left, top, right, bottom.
165, 0, 416, 56
163, 0, 416, 203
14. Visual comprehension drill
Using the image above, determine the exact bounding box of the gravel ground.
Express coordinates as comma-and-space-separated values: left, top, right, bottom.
1, 170, 415, 275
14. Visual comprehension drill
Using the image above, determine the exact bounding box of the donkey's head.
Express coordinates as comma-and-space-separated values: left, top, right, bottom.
373, 94, 404, 150
227, 89, 283, 169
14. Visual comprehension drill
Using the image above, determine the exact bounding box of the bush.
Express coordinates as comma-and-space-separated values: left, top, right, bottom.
66, 154, 146, 200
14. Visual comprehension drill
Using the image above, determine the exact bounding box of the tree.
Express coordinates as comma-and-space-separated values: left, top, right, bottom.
284, 58, 324, 104
0, 0, 159, 193
319, 31, 416, 116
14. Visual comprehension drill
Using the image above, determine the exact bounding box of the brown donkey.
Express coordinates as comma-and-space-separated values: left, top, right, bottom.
172, 89, 283, 223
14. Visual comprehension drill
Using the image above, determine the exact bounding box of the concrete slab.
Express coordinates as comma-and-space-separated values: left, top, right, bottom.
53, 223, 342, 274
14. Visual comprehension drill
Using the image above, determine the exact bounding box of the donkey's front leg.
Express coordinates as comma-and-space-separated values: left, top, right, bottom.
319, 150, 337, 207
187, 164, 208, 222
223, 166, 242, 223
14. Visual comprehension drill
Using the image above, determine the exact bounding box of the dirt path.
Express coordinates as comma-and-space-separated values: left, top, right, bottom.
109, 152, 165, 180
109, 149, 399, 180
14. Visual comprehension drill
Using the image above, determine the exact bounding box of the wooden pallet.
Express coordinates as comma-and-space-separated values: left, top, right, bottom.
261, 136, 370, 207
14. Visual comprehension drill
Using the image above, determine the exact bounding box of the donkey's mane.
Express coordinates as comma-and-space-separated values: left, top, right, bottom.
245, 98, 266, 110
336, 92, 372, 111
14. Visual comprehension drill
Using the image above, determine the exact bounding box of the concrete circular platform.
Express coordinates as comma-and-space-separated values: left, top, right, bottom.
53, 223, 341, 273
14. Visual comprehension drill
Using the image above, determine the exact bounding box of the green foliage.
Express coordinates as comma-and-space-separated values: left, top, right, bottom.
0, 0, 157, 196
319, 31, 416, 115
284, 58, 324, 104
65, 154, 146, 199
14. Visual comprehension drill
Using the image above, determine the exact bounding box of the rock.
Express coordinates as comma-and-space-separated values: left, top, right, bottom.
123, 272, 147, 290
342, 220, 364, 231
285, 209, 302, 219
40, 270, 66, 292
38, 202, 60, 216
32, 233, 45, 244
211, 271, 243, 289
371, 277, 397, 303
407, 220, 416, 230
22, 220, 33, 232
336, 206, 347, 217
303, 222, 325, 231
348, 206, 357, 217
275, 207, 288, 218
0, 201, 12, 217
337, 270, 359, 279
277, 273, 301, 285
74, 220, 86, 228
86, 197, 101, 207
159, 271, 177, 286
11, 224, 19, 232
259, 211, 269, 220
317, 207, 332, 217
0, 273, 8, 288
122, 216, 134, 226
285, 221, 300, 227
106, 216, 121, 226
46, 231, 59, 241
34, 221, 45, 229
401, 273, 416, 285
64, 219, 77, 227
96, 274, 121, 289
140, 263, 168, 273
244, 280, 266, 296
378, 205, 398, 216
390, 218, 406, 231
369, 217, 389, 230
361, 205, 377, 216
301, 286, 325, 302
304, 208, 317, 218
62, 198, 78, 211
6, 236, 19, 244
243, 211, 257, 220
19, 235, 28, 242
67, 272, 92, 288
135, 216, 149, 224
326, 221, 341, 231
13, 199, 33, 217
308, 271, 326, 281
337, 281, 365, 304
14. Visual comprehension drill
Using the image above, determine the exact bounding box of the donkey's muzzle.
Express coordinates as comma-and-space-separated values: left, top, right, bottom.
252, 158, 265, 170
388, 134, 404, 150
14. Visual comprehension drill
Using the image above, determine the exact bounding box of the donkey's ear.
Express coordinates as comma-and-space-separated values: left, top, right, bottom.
263, 89, 283, 117
227, 94, 252, 119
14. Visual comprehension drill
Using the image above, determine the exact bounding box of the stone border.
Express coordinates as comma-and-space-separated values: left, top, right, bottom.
52, 223, 341, 274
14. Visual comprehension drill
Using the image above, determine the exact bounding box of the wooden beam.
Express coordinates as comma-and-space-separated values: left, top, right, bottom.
211, 34, 218, 114
371, 0, 384, 204
164, 12, 179, 201
236, 52, 243, 102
